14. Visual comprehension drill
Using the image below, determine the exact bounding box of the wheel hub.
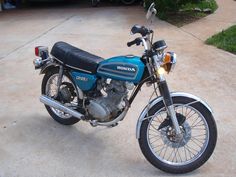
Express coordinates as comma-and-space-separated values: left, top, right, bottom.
58, 82, 75, 103
160, 121, 191, 148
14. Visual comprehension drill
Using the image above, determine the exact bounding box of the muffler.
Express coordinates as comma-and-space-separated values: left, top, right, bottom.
40, 95, 84, 120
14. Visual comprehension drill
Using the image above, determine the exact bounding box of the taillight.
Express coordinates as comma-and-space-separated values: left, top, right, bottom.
33, 46, 49, 69
35, 46, 40, 56
34, 46, 49, 59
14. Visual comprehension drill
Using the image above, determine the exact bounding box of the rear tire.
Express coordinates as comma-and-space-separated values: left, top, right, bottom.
138, 96, 217, 174
41, 68, 80, 125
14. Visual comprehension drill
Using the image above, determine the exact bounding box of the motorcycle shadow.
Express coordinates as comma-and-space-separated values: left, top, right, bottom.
3, 114, 201, 176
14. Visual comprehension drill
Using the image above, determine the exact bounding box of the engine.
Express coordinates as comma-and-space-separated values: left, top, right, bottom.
87, 79, 132, 122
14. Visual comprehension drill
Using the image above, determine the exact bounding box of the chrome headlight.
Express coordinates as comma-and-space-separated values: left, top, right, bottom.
162, 52, 177, 73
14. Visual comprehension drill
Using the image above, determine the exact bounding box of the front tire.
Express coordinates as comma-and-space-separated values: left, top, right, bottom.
139, 96, 217, 174
41, 68, 80, 125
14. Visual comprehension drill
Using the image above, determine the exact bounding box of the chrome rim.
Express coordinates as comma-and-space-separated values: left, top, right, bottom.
146, 104, 209, 166
45, 74, 77, 119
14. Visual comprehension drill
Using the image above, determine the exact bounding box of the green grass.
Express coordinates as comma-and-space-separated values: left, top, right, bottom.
146, 0, 218, 27
206, 25, 236, 54
181, 0, 218, 12
166, 0, 218, 27
163, 11, 206, 27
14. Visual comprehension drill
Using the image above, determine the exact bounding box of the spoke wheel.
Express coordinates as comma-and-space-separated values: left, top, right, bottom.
147, 105, 209, 166
45, 74, 75, 118
139, 96, 217, 174
41, 68, 80, 125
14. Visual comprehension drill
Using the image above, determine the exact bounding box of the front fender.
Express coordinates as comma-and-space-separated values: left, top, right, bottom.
136, 92, 213, 139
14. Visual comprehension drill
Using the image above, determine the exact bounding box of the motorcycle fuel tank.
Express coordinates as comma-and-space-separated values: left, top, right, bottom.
97, 55, 145, 83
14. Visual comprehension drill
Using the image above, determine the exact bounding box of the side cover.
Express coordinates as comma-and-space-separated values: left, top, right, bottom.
70, 71, 97, 91
97, 55, 145, 83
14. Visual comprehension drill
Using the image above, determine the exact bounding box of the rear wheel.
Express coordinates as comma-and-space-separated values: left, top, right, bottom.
41, 68, 80, 125
139, 96, 217, 174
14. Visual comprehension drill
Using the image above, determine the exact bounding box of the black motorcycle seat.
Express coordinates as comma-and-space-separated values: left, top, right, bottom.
51, 41, 104, 74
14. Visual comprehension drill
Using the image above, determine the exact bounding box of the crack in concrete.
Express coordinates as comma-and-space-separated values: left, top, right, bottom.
0, 14, 76, 61
178, 27, 204, 42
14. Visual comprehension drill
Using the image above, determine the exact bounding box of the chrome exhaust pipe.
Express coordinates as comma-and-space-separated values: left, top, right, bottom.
40, 95, 84, 120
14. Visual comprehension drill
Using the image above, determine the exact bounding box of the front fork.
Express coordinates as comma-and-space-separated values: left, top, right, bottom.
158, 80, 182, 135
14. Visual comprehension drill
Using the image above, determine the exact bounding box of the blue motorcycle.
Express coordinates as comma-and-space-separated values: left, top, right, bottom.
33, 3, 217, 174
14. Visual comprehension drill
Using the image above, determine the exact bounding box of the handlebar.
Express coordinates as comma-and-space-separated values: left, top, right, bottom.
127, 25, 154, 50
127, 38, 142, 47
131, 25, 149, 37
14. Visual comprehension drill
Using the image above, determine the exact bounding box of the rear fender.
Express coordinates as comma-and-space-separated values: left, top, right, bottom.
40, 62, 59, 74
40, 62, 84, 100
136, 92, 213, 139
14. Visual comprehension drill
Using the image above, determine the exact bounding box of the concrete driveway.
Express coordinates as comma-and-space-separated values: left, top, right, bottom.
0, 1, 236, 176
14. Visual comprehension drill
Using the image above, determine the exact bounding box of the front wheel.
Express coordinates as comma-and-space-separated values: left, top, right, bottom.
139, 96, 217, 174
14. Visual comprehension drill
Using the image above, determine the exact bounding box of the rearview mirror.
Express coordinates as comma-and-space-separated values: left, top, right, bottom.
146, 3, 157, 20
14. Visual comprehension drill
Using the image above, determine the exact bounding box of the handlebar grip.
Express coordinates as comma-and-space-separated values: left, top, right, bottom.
127, 38, 142, 47
127, 40, 137, 47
